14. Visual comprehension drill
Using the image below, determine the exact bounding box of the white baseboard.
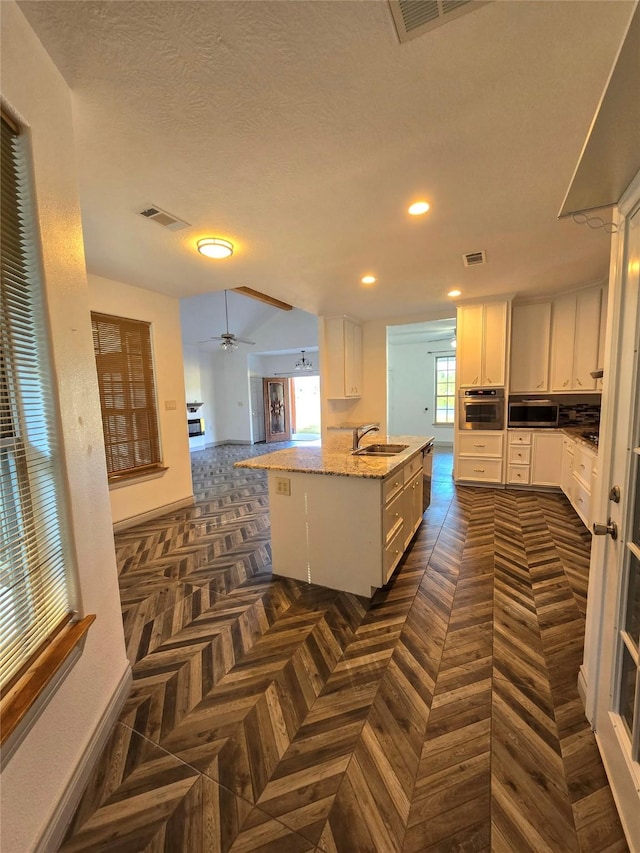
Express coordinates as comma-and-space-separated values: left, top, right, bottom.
36, 665, 132, 853
577, 665, 591, 722
113, 496, 194, 532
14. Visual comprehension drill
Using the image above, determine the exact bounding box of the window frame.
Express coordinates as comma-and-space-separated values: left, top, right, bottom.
0, 110, 94, 750
91, 312, 163, 482
434, 354, 456, 425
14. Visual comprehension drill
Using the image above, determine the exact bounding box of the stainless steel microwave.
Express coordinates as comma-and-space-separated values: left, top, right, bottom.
458, 388, 505, 430
508, 400, 559, 428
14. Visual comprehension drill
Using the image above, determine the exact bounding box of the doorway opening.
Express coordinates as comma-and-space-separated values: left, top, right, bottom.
291, 375, 320, 441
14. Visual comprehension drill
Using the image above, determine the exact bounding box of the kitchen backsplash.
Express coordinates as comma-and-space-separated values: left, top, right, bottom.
558, 403, 601, 427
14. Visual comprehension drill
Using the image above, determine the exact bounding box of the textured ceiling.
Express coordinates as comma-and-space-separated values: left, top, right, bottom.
16, 0, 635, 331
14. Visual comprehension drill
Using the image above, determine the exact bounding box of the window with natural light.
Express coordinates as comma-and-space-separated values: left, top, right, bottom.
0, 113, 78, 703
91, 313, 162, 479
435, 355, 456, 424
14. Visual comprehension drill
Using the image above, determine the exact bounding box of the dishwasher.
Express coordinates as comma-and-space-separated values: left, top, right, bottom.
422, 442, 434, 511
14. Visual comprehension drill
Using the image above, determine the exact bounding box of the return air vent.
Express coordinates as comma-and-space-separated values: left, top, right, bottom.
137, 204, 190, 232
462, 250, 486, 267
389, 0, 488, 43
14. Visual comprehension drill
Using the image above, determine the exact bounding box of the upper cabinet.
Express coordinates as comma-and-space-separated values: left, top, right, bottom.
550, 286, 603, 392
509, 302, 551, 393
323, 315, 363, 398
457, 301, 508, 388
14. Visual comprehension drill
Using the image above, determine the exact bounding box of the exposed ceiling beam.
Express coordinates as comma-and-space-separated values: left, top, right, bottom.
233, 286, 293, 311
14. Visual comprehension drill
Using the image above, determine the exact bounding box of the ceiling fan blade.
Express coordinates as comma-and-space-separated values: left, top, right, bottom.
234, 337, 255, 345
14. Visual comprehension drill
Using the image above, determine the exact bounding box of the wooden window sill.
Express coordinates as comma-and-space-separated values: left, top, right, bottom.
108, 465, 168, 490
0, 615, 95, 751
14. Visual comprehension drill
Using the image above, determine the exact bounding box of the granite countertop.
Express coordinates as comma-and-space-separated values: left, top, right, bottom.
560, 426, 599, 452
507, 425, 598, 452
234, 434, 434, 479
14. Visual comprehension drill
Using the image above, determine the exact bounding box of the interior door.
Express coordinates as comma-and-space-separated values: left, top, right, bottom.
592, 199, 640, 850
250, 376, 265, 443
263, 377, 291, 443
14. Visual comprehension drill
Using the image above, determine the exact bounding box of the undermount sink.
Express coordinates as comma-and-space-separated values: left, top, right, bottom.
353, 443, 409, 456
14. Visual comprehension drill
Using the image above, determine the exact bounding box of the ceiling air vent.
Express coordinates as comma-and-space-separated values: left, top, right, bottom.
389, 0, 488, 44
462, 250, 486, 267
137, 204, 190, 232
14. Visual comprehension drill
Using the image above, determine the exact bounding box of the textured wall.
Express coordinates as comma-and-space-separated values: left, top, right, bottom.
0, 5, 129, 850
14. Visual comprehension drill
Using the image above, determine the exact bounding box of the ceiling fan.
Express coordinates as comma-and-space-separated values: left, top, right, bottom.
199, 290, 255, 350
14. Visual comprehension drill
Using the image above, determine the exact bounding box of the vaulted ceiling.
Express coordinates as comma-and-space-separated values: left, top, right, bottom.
17, 0, 635, 333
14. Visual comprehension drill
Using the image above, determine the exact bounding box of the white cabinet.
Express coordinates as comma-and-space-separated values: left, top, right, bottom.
550, 287, 602, 392
507, 430, 563, 488
509, 302, 551, 393
457, 301, 508, 388
324, 315, 363, 398
531, 432, 563, 487
560, 435, 598, 531
456, 430, 504, 484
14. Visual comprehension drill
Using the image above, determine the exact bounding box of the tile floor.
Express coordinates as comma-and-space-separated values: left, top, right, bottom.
59, 444, 628, 852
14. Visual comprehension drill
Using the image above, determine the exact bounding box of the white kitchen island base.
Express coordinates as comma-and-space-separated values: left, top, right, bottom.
235, 435, 432, 598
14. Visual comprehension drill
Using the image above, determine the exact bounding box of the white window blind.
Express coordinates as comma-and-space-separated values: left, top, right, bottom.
91, 313, 161, 477
1, 114, 76, 691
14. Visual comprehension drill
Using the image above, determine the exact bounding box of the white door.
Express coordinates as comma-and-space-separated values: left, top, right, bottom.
589, 193, 640, 850
250, 376, 265, 443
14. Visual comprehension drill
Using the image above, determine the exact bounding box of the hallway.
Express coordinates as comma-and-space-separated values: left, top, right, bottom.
60, 445, 627, 851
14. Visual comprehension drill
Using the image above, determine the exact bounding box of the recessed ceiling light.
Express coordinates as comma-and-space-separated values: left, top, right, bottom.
408, 201, 430, 216
197, 238, 234, 259
361, 275, 376, 285
447, 289, 462, 297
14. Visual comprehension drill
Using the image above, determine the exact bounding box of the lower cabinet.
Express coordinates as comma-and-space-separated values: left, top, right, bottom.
561, 435, 598, 530
507, 430, 563, 487
268, 451, 424, 597
455, 431, 504, 484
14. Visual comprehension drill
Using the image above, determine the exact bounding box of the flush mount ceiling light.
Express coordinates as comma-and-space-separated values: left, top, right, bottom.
295, 350, 313, 371
197, 237, 234, 259
361, 275, 376, 285
447, 289, 462, 297
408, 201, 430, 216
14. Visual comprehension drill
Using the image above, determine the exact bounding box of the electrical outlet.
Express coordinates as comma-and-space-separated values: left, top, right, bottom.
164, 400, 177, 410
275, 477, 291, 496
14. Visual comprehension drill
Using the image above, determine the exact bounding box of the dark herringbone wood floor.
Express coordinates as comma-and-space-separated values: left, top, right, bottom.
60, 444, 628, 852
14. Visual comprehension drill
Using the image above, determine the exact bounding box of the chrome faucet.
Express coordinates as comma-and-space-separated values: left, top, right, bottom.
352, 423, 379, 451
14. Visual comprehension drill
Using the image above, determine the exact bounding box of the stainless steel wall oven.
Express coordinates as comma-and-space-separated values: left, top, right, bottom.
458, 388, 505, 431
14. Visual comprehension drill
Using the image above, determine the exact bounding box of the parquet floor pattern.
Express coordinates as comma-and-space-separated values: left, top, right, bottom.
60, 444, 627, 852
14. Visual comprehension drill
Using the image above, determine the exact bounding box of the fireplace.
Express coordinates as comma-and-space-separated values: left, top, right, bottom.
188, 417, 205, 437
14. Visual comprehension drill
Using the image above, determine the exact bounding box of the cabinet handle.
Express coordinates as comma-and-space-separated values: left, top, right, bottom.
473, 376, 479, 384
578, 497, 584, 504
537, 382, 543, 388
473, 468, 485, 473
473, 443, 486, 448
580, 463, 586, 470
394, 512, 400, 518
575, 378, 582, 386
517, 453, 522, 457
563, 380, 569, 387
486, 377, 492, 384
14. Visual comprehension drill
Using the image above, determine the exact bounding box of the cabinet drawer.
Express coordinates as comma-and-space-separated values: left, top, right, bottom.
573, 447, 595, 488
383, 471, 404, 504
457, 457, 503, 483
383, 489, 404, 544
383, 522, 405, 584
404, 453, 422, 484
508, 445, 531, 465
509, 432, 532, 446
458, 433, 503, 457
573, 477, 591, 526
508, 465, 530, 485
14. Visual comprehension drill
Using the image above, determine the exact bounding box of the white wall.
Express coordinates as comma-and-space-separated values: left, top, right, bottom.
387, 342, 455, 444
183, 344, 206, 450
183, 308, 320, 444
88, 274, 194, 523
1, 6, 130, 850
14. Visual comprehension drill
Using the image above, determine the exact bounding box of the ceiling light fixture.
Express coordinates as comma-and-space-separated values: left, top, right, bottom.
197, 237, 234, 259
408, 201, 430, 216
447, 289, 462, 297
295, 350, 313, 371
361, 275, 376, 285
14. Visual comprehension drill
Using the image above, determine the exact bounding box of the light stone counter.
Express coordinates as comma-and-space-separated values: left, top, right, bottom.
234, 434, 433, 479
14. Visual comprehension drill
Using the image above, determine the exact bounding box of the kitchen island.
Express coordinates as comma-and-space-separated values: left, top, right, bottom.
235, 434, 433, 597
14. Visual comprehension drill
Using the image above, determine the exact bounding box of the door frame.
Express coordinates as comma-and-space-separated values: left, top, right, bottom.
583, 168, 640, 849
